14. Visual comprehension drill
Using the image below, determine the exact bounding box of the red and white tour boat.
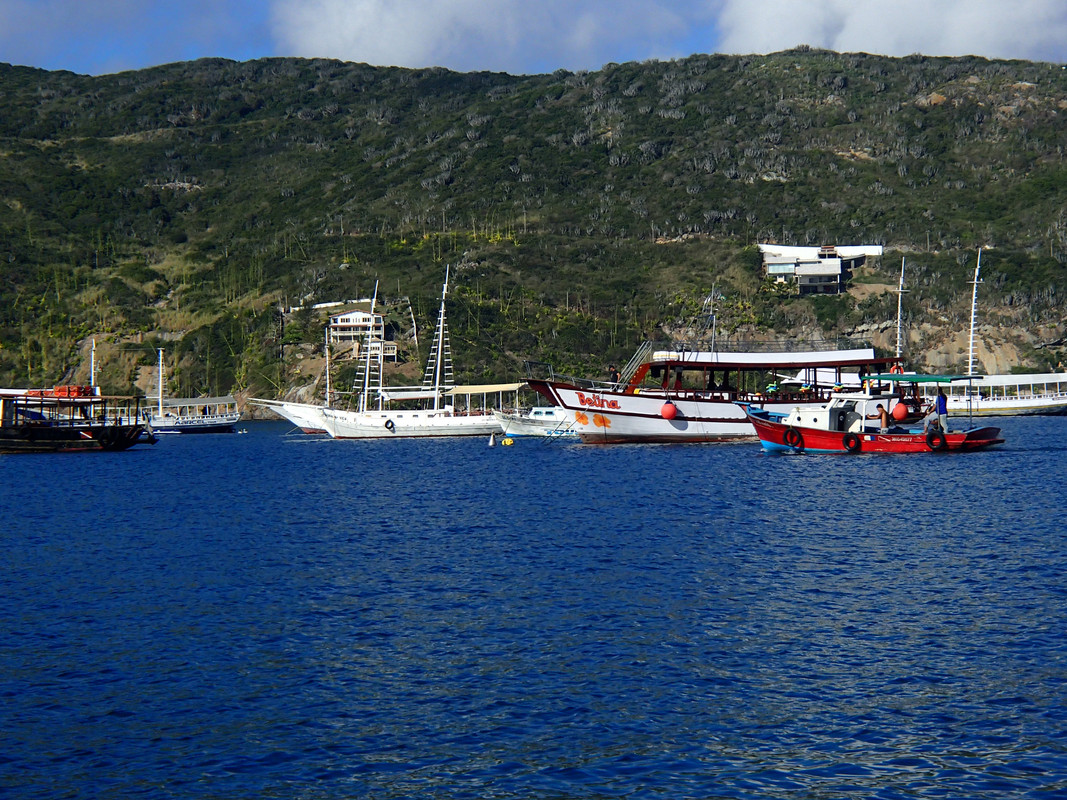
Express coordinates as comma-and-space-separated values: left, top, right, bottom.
524, 342, 901, 444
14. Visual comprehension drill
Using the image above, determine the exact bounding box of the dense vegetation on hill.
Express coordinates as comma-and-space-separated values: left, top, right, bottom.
1, 48, 1065, 396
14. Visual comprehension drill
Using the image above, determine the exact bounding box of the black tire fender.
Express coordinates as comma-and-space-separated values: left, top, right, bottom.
783, 427, 804, 450
926, 429, 947, 451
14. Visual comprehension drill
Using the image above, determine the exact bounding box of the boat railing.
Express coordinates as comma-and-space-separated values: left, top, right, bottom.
525, 334, 876, 389
11, 394, 145, 428
523, 361, 619, 391
619, 341, 655, 384
655, 335, 873, 354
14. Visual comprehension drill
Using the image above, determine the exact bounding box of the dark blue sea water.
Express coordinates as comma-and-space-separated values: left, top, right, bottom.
3, 416, 1066, 799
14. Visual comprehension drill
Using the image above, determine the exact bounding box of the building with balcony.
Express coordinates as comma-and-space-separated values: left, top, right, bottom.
759, 244, 883, 295
327, 309, 398, 361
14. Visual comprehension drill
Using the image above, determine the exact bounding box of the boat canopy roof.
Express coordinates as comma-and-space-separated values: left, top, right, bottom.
379, 386, 441, 402
445, 382, 524, 395
937, 371, 1067, 387
649, 347, 882, 369
864, 373, 974, 384
158, 395, 236, 408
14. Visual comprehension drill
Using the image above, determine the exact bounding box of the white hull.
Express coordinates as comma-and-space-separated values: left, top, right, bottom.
948, 395, 1067, 416
951, 396, 1067, 416
527, 345, 889, 443
920, 373, 1067, 417
492, 408, 578, 437
147, 410, 240, 434
322, 407, 502, 439
548, 385, 827, 443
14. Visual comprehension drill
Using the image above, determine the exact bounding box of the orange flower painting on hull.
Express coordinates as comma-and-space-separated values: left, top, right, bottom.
593, 414, 611, 429
575, 411, 589, 425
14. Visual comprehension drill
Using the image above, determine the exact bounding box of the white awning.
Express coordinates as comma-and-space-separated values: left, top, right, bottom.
158, 395, 236, 408
379, 387, 440, 402
444, 383, 525, 395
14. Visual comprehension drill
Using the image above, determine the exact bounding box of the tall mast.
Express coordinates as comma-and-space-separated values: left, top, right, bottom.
895, 257, 909, 359
90, 338, 97, 389
359, 281, 379, 413
157, 348, 164, 416
432, 266, 449, 411
323, 326, 331, 408
968, 249, 983, 376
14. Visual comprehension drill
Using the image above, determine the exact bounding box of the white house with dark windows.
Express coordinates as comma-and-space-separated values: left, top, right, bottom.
759, 244, 883, 295
327, 309, 398, 361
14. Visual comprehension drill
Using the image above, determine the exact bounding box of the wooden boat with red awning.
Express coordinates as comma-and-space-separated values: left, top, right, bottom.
0, 386, 152, 453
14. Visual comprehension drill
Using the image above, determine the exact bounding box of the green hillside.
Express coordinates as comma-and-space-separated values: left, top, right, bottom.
2, 49, 1065, 396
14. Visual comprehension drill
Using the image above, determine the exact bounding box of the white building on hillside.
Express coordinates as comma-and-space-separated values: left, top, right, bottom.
759, 244, 883, 295
328, 309, 398, 361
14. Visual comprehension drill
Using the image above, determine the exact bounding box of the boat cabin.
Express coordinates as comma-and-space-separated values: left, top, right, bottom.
782, 396, 877, 434
623, 348, 899, 405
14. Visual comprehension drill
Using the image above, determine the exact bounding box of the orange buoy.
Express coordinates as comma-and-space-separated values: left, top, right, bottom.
892, 402, 909, 421
660, 401, 678, 420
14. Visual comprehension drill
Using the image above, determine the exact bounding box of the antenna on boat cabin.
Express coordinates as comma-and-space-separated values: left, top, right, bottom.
895, 257, 909, 359
968, 248, 983, 377
700, 286, 721, 351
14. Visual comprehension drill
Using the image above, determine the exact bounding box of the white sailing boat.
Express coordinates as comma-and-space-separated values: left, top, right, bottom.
145, 348, 240, 434
320, 268, 508, 439
913, 249, 1067, 416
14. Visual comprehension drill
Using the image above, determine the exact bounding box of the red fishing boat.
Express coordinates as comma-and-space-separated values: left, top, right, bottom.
740, 374, 1004, 454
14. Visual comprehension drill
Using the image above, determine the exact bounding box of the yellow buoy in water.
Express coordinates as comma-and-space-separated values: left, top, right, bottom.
501, 437, 515, 446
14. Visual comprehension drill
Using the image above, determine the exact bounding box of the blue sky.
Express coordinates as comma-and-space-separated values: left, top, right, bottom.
2, 0, 1066, 76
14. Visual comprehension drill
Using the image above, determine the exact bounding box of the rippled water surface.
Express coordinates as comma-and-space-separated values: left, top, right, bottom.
3, 416, 1066, 799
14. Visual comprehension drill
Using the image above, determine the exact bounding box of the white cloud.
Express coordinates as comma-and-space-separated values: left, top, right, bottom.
715, 0, 1067, 63
268, 0, 703, 73
2, 0, 1064, 77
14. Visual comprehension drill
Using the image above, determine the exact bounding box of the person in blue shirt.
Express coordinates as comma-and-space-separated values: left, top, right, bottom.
936, 387, 949, 432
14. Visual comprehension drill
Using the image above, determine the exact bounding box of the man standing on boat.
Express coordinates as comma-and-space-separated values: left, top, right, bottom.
936, 387, 949, 433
